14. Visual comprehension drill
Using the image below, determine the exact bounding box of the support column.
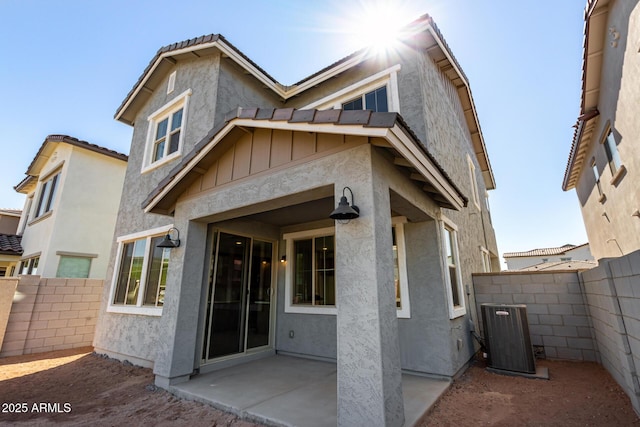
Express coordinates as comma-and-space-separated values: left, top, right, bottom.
334, 149, 404, 426
154, 220, 208, 387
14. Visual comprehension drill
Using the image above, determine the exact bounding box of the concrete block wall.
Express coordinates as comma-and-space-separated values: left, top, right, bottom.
0, 275, 103, 357
581, 250, 640, 414
473, 271, 597, 361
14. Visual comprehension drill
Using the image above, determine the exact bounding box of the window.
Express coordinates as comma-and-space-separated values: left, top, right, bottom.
291, 234, 335, 307
392, 219, 410, 318
481, 247, 491, 273
20, 256, 40, 275
284, 222, 410, 316
167, 71, 176, 94
35, 172, 60, 218
342, 86, 388, 112
467, 155, 481, 210
603, 129, 622, 176
591, 158, 602, 195
108, 226, 172, 315
442, 219, 465, 318
0, 267, 6, 277
143, 89, 191, 172
56, 253, 95, 278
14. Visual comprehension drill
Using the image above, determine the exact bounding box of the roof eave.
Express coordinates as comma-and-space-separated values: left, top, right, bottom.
143, 109, 466, 214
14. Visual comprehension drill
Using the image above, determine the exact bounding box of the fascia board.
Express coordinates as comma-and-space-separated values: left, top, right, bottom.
425, 25, 496, 190
143, 119, 389, 212
116, 40, 285, 122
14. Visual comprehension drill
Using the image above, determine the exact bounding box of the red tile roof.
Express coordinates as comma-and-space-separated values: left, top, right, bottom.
503, 243, 589, 258
0, 234, 22, 255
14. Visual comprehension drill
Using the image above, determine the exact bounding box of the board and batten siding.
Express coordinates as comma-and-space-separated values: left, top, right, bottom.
182, 129, 373, 198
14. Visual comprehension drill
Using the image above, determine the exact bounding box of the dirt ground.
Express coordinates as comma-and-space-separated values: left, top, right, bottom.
0, 348, 638, 426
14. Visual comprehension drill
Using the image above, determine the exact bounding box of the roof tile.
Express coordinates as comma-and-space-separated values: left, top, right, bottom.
314, 109, 341, 124
338, 110, 371, 125
272, 108, 295, 121
255, 108, 275, 120
0, 234, 22, 255
290, 109, 316, 123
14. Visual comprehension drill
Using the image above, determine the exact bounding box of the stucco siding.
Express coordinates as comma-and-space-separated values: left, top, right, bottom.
575, 1, 640, 259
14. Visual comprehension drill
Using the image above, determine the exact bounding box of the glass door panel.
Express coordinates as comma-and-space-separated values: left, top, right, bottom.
208, 233, 249, 359
247, 240, 272, 349
203, 231, 273, 361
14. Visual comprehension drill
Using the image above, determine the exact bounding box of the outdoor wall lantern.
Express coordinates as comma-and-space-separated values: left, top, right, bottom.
157, 227, 181, 248
330, 187, 360, 223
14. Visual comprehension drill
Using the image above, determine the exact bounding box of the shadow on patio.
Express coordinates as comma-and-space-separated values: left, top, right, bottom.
170, 355, 450, 427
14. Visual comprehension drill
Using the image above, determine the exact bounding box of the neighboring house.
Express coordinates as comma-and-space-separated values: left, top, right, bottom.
0, 209, 21, 235
563, 0, 640, 260
0, 209, 22, 276
14, 135, 127, 279
504, 243, 594, 270
0, 233, 22, 277
94, 14, 499, 425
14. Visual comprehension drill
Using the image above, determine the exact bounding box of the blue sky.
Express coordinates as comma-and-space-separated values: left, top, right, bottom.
1, 0, 588, 261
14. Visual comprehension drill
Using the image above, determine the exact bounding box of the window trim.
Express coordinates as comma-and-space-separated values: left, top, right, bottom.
480, 246, 491, 273
284, 226, 336, 315
601, 125, 622, 176
301, 65, 401, 112
392, 217, 411, 319
467, 154, 481, 210
34, 169, 62, 219
141, 89, 192, 174
283, 220, 411, 317
440, 216, 466, 319
107, 224, 174, 316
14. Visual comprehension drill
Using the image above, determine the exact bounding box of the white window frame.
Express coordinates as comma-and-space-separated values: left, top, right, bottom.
392, 217, 411, 318
107, 224, 173, 316
440, 216, 466, 319
34, 170, 61, 219
284, 226, 337, 315
20, 255, 40, 275
480, 246, 491, 273
141, 89, 192, 174
283, 221, 410, 318
467, 154, 481, 210
167, 70, 176, 94
603, 127, 622, 176
302, 65, 401, 113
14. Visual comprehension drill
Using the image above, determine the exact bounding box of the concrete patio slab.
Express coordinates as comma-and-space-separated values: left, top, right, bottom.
170, 355, 450, 426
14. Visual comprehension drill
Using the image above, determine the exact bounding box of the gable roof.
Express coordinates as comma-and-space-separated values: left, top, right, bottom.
115, 14, 495, 191
0, 234, 22, 256
503, 243, 590, 258
143, 107, 467, 214
563, 0, 610, 190
15, 135, 128, 194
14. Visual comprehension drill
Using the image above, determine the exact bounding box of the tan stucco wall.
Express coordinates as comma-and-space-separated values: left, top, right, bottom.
0, 276, 103, 357
575, 1, 640, 260
0, 278, 18, 350
19, 144, 126, 279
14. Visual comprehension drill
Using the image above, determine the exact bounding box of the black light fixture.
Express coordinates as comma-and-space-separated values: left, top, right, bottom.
157, 227, 181, 248
330, 187, 360, 223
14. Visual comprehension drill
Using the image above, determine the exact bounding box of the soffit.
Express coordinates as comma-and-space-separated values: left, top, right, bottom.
143, 108, 467, 215
563, 0, 610, 190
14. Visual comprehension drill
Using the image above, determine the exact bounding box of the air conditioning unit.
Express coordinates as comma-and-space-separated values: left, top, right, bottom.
481, 303, 536, 374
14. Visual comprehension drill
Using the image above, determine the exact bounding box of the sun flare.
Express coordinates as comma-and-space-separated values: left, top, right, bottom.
350, 2, 415, 54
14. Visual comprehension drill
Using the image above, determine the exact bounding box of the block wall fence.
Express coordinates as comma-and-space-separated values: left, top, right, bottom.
0, 275, 103, 357
473, 249, 640, 416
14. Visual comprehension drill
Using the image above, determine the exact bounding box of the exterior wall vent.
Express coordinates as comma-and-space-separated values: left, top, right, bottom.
481, 303, 536, 374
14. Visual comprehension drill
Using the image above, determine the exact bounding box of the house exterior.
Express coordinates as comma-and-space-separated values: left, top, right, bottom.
14, 135, 127, 279
503, 243, 594, 270
563, 0, 640, 260
94, 14, 498, 425
0, 209, 22, 276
